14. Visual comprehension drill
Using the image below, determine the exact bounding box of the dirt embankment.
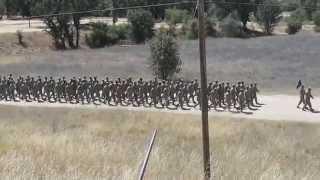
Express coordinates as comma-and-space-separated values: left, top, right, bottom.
0, 32, 51, 56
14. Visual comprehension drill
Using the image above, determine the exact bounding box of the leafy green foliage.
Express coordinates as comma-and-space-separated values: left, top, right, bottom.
186, 19, 199, 40
281, 0, 299, 11
207, 4, 229, 21
128, 9, 155, 43
149, 31, 182, 80
286, 10, 303, 35
313, 11, 320, 27
86, 23, 128, 48
313, 11, 320, 32
213, 0, 257, 29
184, 17, 218, 39
165, 8, 191, 25
255, 0, 282, 35
113, 24, 130, 40
206, 17, 218, 37
220, 12, 245, 38
0, 0, 5, 16
303, 0, 319, 20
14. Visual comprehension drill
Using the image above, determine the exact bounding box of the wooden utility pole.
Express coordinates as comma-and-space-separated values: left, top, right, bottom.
198, 0, 211, 179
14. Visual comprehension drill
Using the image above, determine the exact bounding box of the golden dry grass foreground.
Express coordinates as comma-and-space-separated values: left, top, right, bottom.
0, 105, 319, 179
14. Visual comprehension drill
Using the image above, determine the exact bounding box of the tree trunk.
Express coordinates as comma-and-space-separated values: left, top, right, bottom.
73, 16, 81, 48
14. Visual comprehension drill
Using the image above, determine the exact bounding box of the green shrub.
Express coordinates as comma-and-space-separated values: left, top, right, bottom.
281, 1, 299, 12
128, 9, 155, 43
207, 4, 229, 21
255, 0, 282, 35
186, 19, 199, 39
206, 17, 218, 37
149, 31, 182, 80
113, 24, 129, 40
86, 23, 127, 48
291, 8, 307, 22
314, 26, 320, 32
220, 13, 245, 38
285, 10, 304, 35
165, 8, 191, 25
185, 18, 218, 39
313, 11, 320, 27
286, 17, 302, 35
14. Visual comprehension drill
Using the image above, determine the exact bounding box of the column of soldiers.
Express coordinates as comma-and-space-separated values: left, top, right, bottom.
0, 74, 261, 112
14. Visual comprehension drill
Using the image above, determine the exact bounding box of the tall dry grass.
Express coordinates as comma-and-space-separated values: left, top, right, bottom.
0, 105, 319, 179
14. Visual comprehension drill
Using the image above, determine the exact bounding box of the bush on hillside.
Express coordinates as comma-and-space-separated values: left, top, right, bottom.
206, 17, 218, 37
149, 31, 182, 80
185, 18, 218, 39
255, 0, 282, 35
128, 9, 154, 43
286, 17, 302, 35
165, 8, 191, 25
186, 19, 199, 39
285, 9, 304, 35
313, 11, 320, 32
220, 13, 245, 38
113, 24, 130, 40
207, 4, 229, 21
86, 23, 128, 48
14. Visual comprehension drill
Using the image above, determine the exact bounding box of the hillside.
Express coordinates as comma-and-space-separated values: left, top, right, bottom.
1, 31, 320, 94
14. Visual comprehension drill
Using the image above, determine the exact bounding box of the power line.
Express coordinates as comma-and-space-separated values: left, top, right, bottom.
31, 1, 198, 19
28, 0, 320, 19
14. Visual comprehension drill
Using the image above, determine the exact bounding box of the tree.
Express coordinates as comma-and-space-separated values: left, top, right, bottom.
256, 0, 282, 35
39, 0, 74, 49
314, 11, 320, 26
4, 0, 18, 17
128, 9, 154, 43
220, 12, 245, 37
312, 11, 320, 32
17, 0, 31, 17
111, 0, 119, 24
285, 9, 304, 35
85, 23, 120, 48
149, 30, 182, 80
213, 0, 258, 30
303, 0, 319, 20
0, 0, 5, 18
34, 0, 101, 49
165, 8, 191, 25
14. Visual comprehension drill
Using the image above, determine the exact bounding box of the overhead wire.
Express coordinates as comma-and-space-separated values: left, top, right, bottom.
27, 0, 320, 19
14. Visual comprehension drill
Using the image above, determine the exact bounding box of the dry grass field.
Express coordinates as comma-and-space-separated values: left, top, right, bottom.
0, 105, 319, 179
1, 27, 320, 179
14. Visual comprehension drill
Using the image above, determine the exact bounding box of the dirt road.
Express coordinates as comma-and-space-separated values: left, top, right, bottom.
0, 94, 319, 123
0, 18, 128, 34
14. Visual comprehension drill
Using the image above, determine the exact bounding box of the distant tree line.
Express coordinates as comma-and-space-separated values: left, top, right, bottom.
2, 0, 320, 49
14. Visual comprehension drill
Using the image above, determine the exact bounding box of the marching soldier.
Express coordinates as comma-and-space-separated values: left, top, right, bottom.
303, 88, 314, 112
297, 85, 305, 109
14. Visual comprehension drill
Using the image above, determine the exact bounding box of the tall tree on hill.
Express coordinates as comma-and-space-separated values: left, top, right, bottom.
35, 0, 101, 49
256, 0, 282, 35
111, 0, 118, 24
149, 30, 182, 80
128, 9, 155, 43
0, 0, 5, 18
70, 0, 101, 48
213, 0, 259, 30
303, 0, 319, 20
17, 0, 31, 17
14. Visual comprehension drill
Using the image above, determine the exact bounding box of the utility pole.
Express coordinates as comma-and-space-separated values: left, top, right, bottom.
198, 0, 211, 179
